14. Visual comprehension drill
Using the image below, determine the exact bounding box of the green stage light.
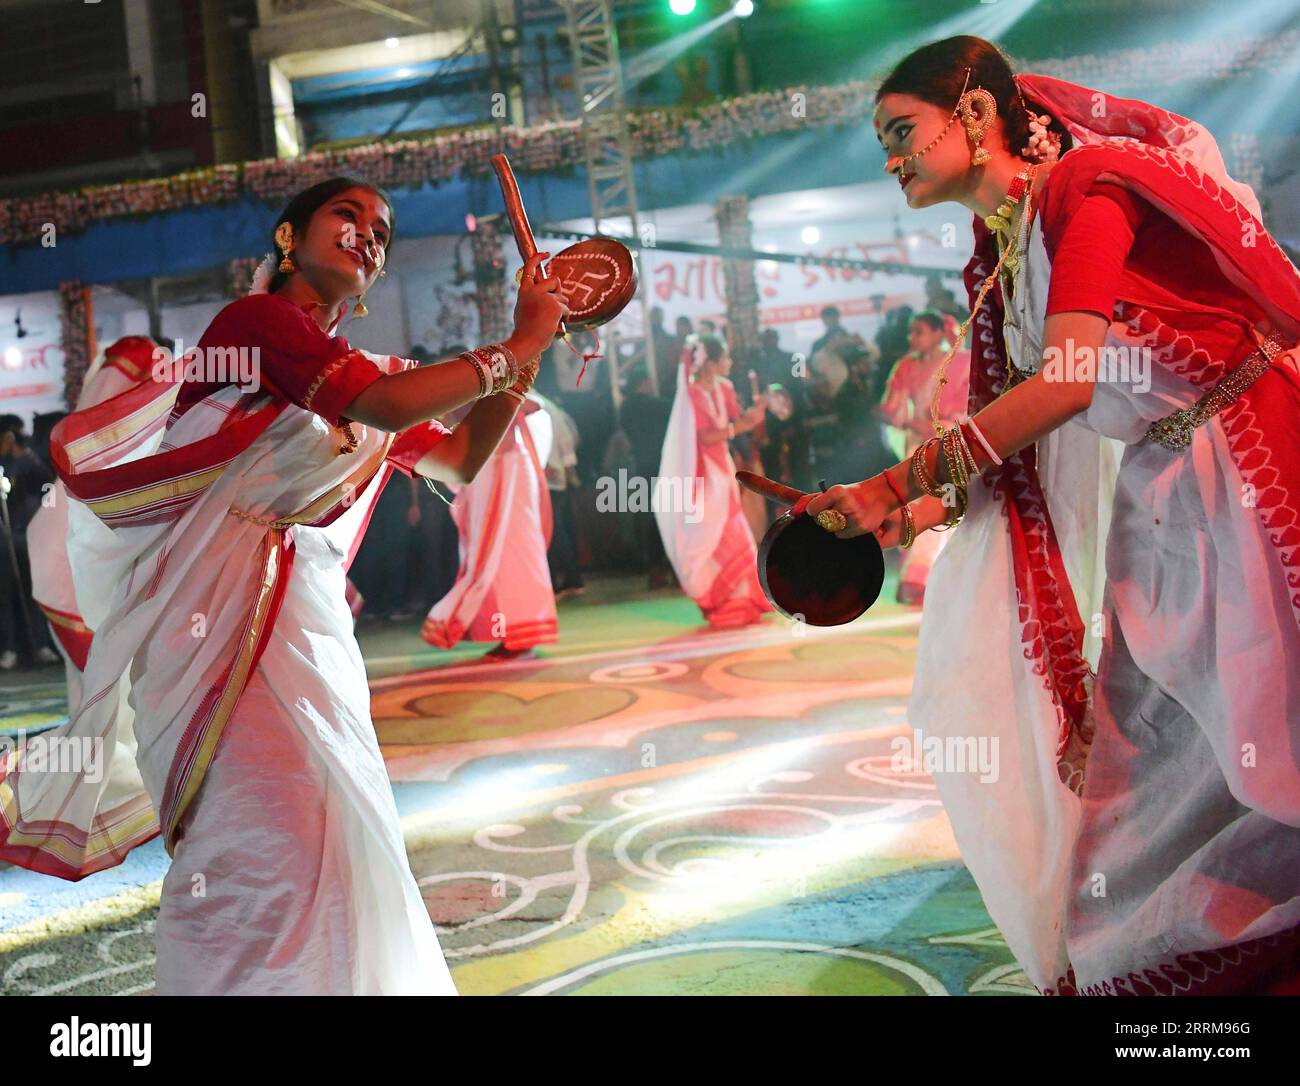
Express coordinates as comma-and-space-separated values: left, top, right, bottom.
669, 0, 696, 14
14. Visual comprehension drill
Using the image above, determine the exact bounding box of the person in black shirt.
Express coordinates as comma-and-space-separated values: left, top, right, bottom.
874, 304, 915, 381
810, 306, 846, 360
758, 383, 812, 510
757, 327, 798, 402
619, 364, 674, 587
647, 307, 679, 395
0, 416, 60, 668
831, 344, 894, 485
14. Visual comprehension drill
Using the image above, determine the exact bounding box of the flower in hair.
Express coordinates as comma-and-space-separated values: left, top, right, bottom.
249, 253, 276, 295
1023, 111, 1061, 164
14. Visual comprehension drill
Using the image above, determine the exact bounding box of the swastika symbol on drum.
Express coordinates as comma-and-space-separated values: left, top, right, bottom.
563, 270, 613, 309
553, 251, 622, 316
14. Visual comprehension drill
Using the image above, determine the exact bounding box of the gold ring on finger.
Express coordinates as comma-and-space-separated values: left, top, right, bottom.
815, 509, 847, 533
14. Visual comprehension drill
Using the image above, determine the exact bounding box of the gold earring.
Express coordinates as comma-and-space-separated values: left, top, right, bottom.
960, 89, 997, 166
353, 293, 369, 318
275, 222, 295, 273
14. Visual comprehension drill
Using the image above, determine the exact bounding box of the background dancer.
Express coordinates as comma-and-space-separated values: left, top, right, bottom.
878, 311, 972, 604
421, 390, 557, 661
656, 334, 771, 630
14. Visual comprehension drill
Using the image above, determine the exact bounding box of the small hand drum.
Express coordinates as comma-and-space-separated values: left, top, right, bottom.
491, 155, 637, 330
544, 237, 636, 328
739, 471, 886, 626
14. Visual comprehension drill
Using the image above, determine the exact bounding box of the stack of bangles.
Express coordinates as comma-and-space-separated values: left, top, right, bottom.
897, 414, 1003, 539
458, 344, 536, 403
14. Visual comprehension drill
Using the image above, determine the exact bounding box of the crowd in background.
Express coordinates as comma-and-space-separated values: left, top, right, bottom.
348, 274, 971, 616
0, 278, 970, 664
0, 413, 61, 670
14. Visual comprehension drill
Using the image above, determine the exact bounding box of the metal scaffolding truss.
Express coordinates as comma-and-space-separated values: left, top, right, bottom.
558, 0, 658, 399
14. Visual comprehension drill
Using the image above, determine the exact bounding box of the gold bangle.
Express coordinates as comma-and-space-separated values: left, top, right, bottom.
940, 428, 969, 491
953, 423, 980, 477
911, 438, 945, 499
900, 503, 916, 549
943, 486, 968, 528
460, 352, 491, 398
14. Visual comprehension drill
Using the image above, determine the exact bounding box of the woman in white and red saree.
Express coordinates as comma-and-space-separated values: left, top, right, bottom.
421, 393, 557, 661
0, 177, 569, 995
879, 312, 971, 605
27, 336, 162, 713
656, 334, 772, 629
804, 36, 1300, 995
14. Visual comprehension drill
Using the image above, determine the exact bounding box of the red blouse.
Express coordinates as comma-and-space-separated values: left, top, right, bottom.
689, 376, 742, 467
185, 293, 447, 477
1044, 181, 1272, 370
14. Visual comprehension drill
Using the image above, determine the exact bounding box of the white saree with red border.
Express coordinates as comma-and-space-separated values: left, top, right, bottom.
909, 76, 1300, 995
1, 296, 458, 994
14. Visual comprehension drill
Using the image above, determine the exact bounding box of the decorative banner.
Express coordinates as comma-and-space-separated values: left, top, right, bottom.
4, 36, 1294, 250
0, 82, 877, 247
3, 33, 1296, 249
0, 291, 66, 424
58, 282, 95, 411
1030, 29, 1300, 91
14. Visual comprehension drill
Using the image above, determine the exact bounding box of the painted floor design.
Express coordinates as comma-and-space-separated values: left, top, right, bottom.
0, 581, 1032, 996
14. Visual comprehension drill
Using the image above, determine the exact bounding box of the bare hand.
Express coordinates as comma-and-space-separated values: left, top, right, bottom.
872, 509, 906, 549
800, 475, 893, 539
511, 251, 570, 357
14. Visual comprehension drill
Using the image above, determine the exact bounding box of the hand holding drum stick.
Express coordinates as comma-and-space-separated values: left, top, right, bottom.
490, 154, 565, 340
489, 154, 639, 384
737, 470, 886, 625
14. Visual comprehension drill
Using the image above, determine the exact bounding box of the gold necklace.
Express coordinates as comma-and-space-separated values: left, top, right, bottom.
983, 167, 1032, 233
927, 164, 1040, 433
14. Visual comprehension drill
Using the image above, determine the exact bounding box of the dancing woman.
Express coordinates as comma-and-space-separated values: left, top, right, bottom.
805, 36, 1300, 994
0, 177, 568, 994
422, 391, 557, 661
878, 311, 971, 605
657, 334, 772, 629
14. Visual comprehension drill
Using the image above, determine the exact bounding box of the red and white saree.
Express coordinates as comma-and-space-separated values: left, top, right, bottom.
0, 292, 457, 995
27, 337, 159, 712
421, 396, 557, 652
656, 366, 771, 629
909, 75, 1300, 995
